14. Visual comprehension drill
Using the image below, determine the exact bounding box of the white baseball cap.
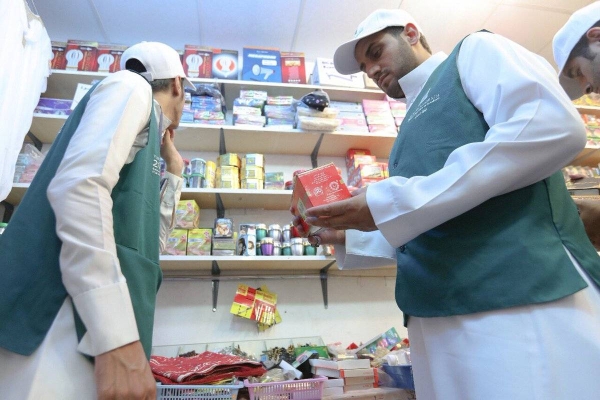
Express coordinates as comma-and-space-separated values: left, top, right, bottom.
553, 2, 600, 100
120, 41, 195, 90
334, 9, 423, 75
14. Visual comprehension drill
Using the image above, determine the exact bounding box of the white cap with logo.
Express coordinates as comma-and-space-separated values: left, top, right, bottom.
334, 9, 423, 75
120, 41, 195, 90
553, 2, 600, 100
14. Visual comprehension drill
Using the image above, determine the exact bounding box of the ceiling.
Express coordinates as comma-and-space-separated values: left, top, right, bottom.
27, 0, 595, 72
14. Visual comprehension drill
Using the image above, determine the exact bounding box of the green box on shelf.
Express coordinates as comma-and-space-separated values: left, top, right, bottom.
294, 345, 330, 359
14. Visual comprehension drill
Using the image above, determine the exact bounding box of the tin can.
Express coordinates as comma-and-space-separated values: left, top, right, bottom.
188, 174, 204, 188
273, 240, 282, 256
260, 237, 274, 256
291, 237, 304, 256
303, 238, 317, 255
190, 158, 206, 175
282, 224, 292, 242
281, 241, 292, 256
268, 224, 282, 242
205, 161, 217, 188
285, 180, 294, 190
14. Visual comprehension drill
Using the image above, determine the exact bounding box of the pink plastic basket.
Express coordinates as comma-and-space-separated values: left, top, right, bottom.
243, 376, 327, 400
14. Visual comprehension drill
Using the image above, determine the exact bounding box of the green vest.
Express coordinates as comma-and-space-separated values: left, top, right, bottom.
0, 72, 162, 358
390, 34, 600, 319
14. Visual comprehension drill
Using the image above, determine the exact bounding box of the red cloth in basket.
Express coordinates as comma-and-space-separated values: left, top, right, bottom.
150, 351, 266, 385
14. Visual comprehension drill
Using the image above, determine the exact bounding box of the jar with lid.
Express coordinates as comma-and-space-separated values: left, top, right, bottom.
268, 224, 282, 242
273, 240, 282, 256
291, 237, 304, 256
303, 238, 317, 256
260, 237, 274, 256
282, 224, 292, 243
256, 224, 268, 255
281, 241, 292, 256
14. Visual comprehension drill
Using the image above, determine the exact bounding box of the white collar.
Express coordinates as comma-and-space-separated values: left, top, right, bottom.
152, 99, 172, 138
399, 52, 448, 109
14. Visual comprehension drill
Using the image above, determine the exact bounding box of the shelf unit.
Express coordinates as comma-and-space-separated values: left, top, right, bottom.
10, 69, 401, 309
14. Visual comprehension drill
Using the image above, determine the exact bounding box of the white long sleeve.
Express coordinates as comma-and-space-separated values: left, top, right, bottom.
47, 71, 181, 356
338, 32, 586, 267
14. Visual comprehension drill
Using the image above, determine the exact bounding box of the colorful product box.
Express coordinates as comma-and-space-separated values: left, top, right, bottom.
362, 99, 391, 113
346, 153, 376, 171
241, 166, 264, 179
212, 48, 239, 80
280, 51, 306, 84
242, 47, 282, 82
174, 200, 200, 229
65, 40, 98, 71
241, 178, 264, 190
242, 154, 265, 169
291, 163, 351, 235
186, 228, 212, 256
218, 153, 241, 168
311, 58, 364, 89
183, 45, 212, 78
34, 98, 73, 115
329, 101, 364, 113
51, 41, 67, 70
349, 163, 384, 181
214, 218, 234, 238
163, 229, 188, 255
96, 44, 127, 73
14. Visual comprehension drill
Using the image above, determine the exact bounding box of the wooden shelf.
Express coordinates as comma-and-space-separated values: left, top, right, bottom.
181, 188, 291, 210
28, 114, 396, 159
159, 255, 396, 277
5, 183, 28, 205
576, 105, 600, 117
570, 145, 600, 167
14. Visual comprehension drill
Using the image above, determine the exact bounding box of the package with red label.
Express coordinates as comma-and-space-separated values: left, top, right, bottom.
291, 163, 351, 235
348, 163, 384, 185
183, 45, 212, 78
96, 44, 128, 73
65, 40, 99, 71
212, 48, 239, 80
280, 51, 306, 84
51, 41, 67, 70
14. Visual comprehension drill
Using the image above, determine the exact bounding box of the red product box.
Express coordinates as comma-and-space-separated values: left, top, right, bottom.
291, 163, 351, 234
346, 148, 371, 160
51, 41, 67, 70
346, 154, 377, 172
65, 40, 98, 71
349, 163, 384, 182
212, 48, 239, 80
97, 44, 128, 73
362, 99, 391, 113
280, 51, 306, 84
347, 176, 383, 190
183, 45, 212, 78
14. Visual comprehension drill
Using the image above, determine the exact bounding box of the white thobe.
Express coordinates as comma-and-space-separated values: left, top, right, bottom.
335, 32, 600, 399
0, 71, 182, 399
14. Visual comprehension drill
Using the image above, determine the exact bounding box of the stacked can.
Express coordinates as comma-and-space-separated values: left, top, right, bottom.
241, 153, 265, 190
216, 153, 240, 189
188, 157, 206, 188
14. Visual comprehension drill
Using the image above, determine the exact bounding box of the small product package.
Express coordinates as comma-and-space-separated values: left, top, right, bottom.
186, 228, 212, 255
175, 200, 200, 229
51, 41, 67, 70
291, 163, 351, 235
280, 51, 306, 84
65, 40, 99, 71
163, 229, 188, 255
242, 47, 282, 82
96, 44, 127, 73
183, 44, 213, 78
212, 48, 239, 79
214, 218, 234, 238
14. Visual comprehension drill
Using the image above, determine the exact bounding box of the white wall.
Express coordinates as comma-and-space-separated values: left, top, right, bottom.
151, 151, 407, 352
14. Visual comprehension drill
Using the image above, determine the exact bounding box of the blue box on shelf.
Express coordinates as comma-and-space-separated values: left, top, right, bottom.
382, 364, 415, 390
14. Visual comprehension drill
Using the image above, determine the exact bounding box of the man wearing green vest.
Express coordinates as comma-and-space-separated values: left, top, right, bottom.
0, 42, 193, 399
554, 2, 600, 250
294, 9, 600, 400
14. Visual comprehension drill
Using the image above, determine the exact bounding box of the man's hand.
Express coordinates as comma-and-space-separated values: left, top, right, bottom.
160, 128, 183, 177
304, 190, 377, 232
291, 214, 346, 246
94, 341, 156, 400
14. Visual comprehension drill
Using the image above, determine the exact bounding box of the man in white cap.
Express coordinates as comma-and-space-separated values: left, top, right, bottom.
294, 8, 600, 399
0, 41, 194, 399
554, 1, 600, 250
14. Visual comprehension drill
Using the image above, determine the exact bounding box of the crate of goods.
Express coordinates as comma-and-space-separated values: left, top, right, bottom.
156, 382, 243, 400
243, 376, 327, 400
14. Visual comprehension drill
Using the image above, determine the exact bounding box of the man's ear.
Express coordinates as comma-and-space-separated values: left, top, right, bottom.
172, 77, 183, 97
404, 23, 420, 46
586, 27, 600, 43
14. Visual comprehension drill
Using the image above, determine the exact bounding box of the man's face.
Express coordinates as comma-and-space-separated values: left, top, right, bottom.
172, 78, 186, 129
354, 29, 419, 98
563, 36, 600, 96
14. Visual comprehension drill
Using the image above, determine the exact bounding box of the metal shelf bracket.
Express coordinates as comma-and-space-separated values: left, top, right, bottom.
310, 133, 325, 168
211, 260, 221, 312
320, 261, 336, 309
